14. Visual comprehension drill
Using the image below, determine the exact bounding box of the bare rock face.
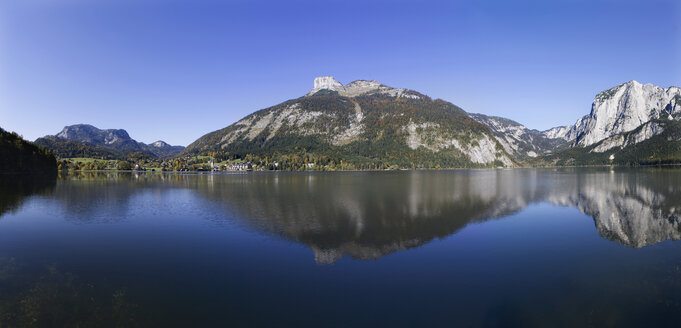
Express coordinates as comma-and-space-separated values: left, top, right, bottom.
589, 121, 665, 153
311, 76, 344, 93
306, 76, 422, 99
542, 125, 574, 141
549, 81, 681, 146
151, 140, 170, 148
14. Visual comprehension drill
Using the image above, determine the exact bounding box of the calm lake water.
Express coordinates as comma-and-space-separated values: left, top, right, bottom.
1, 168, 681, 327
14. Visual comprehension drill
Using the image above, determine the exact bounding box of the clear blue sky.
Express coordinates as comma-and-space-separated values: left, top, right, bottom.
1, 0, 679, 146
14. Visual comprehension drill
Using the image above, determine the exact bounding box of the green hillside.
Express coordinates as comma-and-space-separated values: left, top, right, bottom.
0, 127, 57, 174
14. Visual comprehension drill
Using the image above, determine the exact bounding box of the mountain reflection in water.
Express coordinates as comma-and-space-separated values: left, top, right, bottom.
192, 169, 681, 263
4, 168, 679, 264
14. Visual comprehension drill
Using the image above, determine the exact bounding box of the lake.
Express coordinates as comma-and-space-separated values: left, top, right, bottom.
1, 168, 681, 327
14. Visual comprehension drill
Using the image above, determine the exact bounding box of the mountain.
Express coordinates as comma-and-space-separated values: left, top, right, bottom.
548, 81, 681, 146
35, 124, 184, 159
0, 127, 56, 173
146, 140, 186, 158
30, 80, 679, 167
528, 81, 681, 165
536, 119, 681, 166
473, 81, 681, 165
469, 113, 568, 159
184, 76, 515, 169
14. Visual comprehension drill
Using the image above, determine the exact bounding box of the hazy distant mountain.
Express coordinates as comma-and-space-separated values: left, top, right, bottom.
184, 76, 515, 168
145, 140, 186, 158
35, 124, 184, 159
469, 113, 568, 159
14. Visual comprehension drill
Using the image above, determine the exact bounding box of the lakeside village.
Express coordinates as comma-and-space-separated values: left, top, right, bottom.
56, 154, 339, 172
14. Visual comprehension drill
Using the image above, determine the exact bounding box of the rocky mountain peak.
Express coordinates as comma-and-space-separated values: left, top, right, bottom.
56, 124, 95, 139
56, 124, 132, 145
544, 81, 681, 147
306, 76, 421, 99
312, 76, 344, 92
151, 140, 170, 148
579, 81, 681, 146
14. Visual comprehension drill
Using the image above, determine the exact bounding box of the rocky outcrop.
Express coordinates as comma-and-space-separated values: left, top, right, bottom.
590, 121, 665, 153
307, 76, 422, 99
542, 125, 575, 141
151, 141, 170, 148
310, 76, 344, 93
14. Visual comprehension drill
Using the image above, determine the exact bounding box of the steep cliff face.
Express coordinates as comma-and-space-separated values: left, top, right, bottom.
590, 121, 665, 153
551, 81, 681, 146
527, 81, 681, 164
185, 77, 515, 168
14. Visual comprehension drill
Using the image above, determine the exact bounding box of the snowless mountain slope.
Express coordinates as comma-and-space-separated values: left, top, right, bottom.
469, 113, 568, 159
184, 77, 515, 168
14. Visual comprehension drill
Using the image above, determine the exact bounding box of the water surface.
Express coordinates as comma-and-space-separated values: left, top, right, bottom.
1, 169, 681, 327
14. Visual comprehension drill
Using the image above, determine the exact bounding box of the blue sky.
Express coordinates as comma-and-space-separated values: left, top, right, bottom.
1, 0, 679, 146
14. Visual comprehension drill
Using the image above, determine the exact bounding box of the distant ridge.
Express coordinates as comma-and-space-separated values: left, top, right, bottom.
35, 124, 184, 159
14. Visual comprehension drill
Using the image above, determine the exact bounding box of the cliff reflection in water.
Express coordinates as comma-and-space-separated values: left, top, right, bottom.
194, 169, 681, 263
2, 169, 681, 263
547, 170, 681, 248
195, 171, 538, 263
